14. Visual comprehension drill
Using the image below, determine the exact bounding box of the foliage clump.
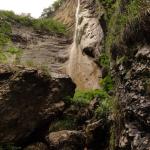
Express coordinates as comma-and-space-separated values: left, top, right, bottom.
100, 75, 114, 92
68, 89, 110, 107
99, 53, 110, 68
0, 10, 67, 35
33, 18, 66, 35
97, 0, 150, 55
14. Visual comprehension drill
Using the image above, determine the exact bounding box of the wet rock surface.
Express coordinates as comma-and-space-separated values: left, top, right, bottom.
66, 0, 102, 90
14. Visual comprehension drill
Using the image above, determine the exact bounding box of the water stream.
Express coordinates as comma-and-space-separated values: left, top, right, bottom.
67, 0, 101, 90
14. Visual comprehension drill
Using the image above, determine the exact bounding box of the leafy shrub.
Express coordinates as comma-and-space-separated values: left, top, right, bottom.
68, 89, 109, 107
95, 97, 113, 118
99, 53, 110, 68
7, 46, 22, 55
0, 10, 67, 35
33, 18, 66, 34
103, 0, 148, 53
100, 75, 114, 92
0, 51, 7, 63
0, 21, 12, 46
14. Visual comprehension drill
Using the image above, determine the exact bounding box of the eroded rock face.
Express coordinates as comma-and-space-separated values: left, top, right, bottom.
46, 130, 85, 150
11, 26, 70, 73
0, 64, 75, 144
114, 45, 150, 149
67, 0, 103, 90
78, 0, 104, 59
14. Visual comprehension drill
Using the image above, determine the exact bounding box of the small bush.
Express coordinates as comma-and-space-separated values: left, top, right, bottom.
0, 21, 12, 46
103, 0, 148, 54
33, 18, 66, 34
7, 46, 22, 55
100, 75, 114, 92
0, 51, 7, 62
95, 97, 113, 118
0, 10, 67, 35
99, 53, 110, 68
69, 89, 109, 107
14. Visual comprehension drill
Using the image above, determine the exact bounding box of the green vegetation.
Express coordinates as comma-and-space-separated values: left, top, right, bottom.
66, 88, 113, 118
95, 96, 113, 118
68, 89, 110, 107
0, 11, 33, 26
0, 10, 67, 35
0, 51, 7, 63
100, 75, 114, 92
7, 46, 22, 55
97, 0, 116, 22
0, 21, 12, 46
97, 0, 150, 55
49, 117, 76, 132
33, 18, 66, 35
0, 45, 22, 64
99, 53, 110, 68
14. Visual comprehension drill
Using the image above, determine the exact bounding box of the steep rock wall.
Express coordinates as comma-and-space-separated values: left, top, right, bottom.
109, 5, 150, 149
11, 25, 71, 73
67, 0, 103, 89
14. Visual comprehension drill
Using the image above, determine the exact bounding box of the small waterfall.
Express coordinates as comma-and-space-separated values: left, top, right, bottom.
74, 0, 80, 43
67, 0, 101, 89
67, 0, 80, 76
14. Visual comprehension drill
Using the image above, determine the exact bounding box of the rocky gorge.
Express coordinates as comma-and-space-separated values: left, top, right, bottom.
0, 0, 149, 150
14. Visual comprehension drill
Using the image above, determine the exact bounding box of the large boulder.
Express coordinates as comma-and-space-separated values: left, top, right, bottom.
46, 130, 86, 150
0, 64, 76, 144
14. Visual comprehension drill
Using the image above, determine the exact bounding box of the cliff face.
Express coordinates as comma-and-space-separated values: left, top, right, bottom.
111, 11, 150, 149
11, 25, 70, 73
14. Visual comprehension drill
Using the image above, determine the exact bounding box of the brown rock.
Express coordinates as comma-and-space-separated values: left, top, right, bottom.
46, 130, 86, 150
0, 64, 76, 144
